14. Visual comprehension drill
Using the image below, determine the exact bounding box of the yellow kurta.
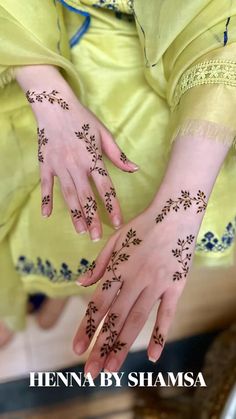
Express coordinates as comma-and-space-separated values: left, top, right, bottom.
0, 0, 236, 330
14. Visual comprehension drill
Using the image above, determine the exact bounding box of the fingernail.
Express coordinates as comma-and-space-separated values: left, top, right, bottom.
76, 221, 87, 234
113, 216, 121, 228
129, 162, 139, 171
85, 361, 101, 380
149, 357, 157, 363
42, 208, 49, 217
105, 358, 118, 372
74, 341, 86, 355
90, 228, 101, 242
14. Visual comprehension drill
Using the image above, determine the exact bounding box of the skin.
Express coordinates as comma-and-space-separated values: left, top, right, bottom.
15, 65, 232, 378
73, 133, 230, 378
15, 65, 139, 241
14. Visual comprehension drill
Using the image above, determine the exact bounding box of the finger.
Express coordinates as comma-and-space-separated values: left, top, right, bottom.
101, 127, 139, 173
91, 166, 123, 230
83, 281, 143, 379
40, 167, 54, 217
77, 180, 102, 242
58, 169, 87, 234
76, 232, 119, 286
73, 273, 123, 359
103, 287, 156, 373
148, 289, 179, 363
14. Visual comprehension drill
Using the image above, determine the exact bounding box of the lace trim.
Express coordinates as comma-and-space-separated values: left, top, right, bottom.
173, 60, 236, 109
170, 119, 236, 148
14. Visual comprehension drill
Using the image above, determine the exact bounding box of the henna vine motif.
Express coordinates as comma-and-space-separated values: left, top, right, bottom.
84, 196, 97, 226
71, 209, 82, 220
85, 260, 96, 276
156, 190, 207, 223
37, 128, 48, 163
42, 195, 50, 206
85, 301, 98, 339
102, 228, 142, 291
104, 187, 116, 213
100, 313, 126, 357
172, 235, 195, 281
75, 124, 107, 176
153, 327, 164, 347
26, 90, 69, 110
120, 151, 128, 164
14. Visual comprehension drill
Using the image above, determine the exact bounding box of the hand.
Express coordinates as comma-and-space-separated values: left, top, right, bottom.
15, 65, 139, 240
73, 189, 206, 378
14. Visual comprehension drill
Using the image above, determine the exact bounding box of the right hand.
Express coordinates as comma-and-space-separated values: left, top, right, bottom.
16, 66, 139, 241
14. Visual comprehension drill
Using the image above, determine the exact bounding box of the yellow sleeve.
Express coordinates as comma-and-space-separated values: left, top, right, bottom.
169, 43, 236, 148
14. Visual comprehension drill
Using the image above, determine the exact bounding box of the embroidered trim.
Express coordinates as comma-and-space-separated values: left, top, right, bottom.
16, 256, 90, 282
196, 218, 236, 253
92, 0, 133, 14
170, 119, 236, 148
173, 60, 236, 109
0, 68, 15, 89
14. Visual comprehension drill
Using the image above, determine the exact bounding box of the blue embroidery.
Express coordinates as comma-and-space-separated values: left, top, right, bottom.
16, 256, 90, 282
196, 218, 236, 252
224, 17, 231, 46
57, 0, 91, 48
93, 0, 134, 21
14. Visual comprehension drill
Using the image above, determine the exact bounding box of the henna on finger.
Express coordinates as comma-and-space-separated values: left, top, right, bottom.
104, 187, 116, 213
102, 228, 142, 291
100, 313, 126, 357
71, 209, 82, 220
26, 90, 69, 110
42, 195, 50, 206
172, 234, 195, 281
120, 151, 128, 164
85, 301, 98, 339
75, 125, 107, 176
156, 190, 207, 223
153, 326, 164, 347
37, 128, 48, 163
83, 196, 97, 227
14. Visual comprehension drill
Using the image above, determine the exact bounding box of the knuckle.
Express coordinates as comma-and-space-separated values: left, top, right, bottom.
63, 185, 75, 199
130, 310, 145, 325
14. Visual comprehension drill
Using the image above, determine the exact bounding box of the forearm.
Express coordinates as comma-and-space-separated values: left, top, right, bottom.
15, 65, 77, 112
150, 134, 230, 230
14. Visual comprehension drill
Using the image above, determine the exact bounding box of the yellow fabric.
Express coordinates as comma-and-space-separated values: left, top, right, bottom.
0, 0, 236, 330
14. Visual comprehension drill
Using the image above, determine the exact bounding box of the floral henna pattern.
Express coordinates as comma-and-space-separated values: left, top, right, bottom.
156, 190, 207, 223
100, 313, 126, 357
102, 228, 142, 291
85, 301, 98, 339
75, 124, 107, 176
172, 235, 195, 281
84, 196, 97, 227
71, 209, 82, 220
120, 151, 128, 164
153, 327, 164, 347
26, 90, 69, 110
37, 128, 48, 163
104, 187, 116, 213
42, 195, 50, 206
85, 260, 96, 276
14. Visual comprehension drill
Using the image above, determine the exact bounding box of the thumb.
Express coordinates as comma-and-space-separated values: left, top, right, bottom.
101, 127, 139, 173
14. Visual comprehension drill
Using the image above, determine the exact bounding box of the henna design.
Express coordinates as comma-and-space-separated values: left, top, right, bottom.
26, 90, 69, 110
84, 196, 97, 226
85, 301, 98, 339
153, 327, 164, 347
104, 187, 116, 213
102, 228, 142, 291
172, 235, 195, 281
37, 128, 48, 163
85, 260, 96, 276
120, 151, 128, 164
71, 209, 82, 220
100, 313, 126, 357
156, 190, 207, 223
42, 195, 50, 206
75, 125, 107, 176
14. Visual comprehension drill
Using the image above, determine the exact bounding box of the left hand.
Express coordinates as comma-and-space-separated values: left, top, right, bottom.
73, 192, 205, 378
